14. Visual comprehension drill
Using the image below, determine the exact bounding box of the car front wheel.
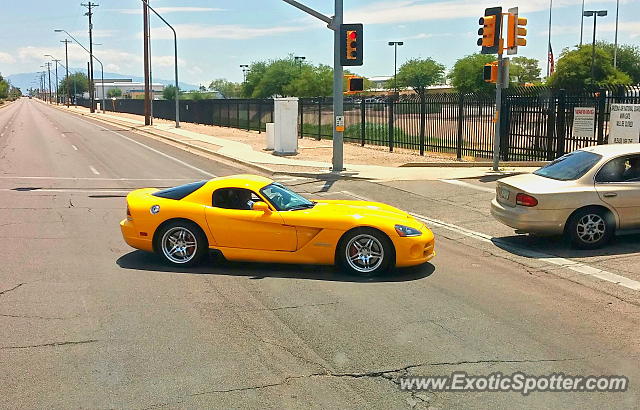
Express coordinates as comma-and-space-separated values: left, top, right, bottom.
566, 208, 614, 250
338, 228, 392, 276
155, 221, 208, 267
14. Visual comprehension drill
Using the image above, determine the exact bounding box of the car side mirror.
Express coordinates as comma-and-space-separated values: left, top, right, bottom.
252, 201, 271, 213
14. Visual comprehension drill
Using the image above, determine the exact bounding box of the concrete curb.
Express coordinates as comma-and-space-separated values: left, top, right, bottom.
52, 106, 380, 180
399, 161, 549, 168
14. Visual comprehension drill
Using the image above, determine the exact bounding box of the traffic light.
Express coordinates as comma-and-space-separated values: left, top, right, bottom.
345, 76, 364, 94
507, 8, 527, 55
484, 62, 498, 83
477, 7, 502, 54
340, 24, 363, 66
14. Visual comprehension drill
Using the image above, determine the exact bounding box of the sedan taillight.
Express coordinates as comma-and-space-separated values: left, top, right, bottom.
516, 193, 538, 207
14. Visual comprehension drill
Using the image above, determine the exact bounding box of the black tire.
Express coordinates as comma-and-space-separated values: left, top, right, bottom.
154, 220, 208, 267
337, 228, 393, 277
566, 208, 614, 250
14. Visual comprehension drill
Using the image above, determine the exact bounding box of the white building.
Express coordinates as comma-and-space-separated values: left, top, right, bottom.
93, 79, 164, 99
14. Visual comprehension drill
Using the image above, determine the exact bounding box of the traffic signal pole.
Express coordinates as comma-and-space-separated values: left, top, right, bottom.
332, 0, 344, 171
281, 0, 345, 171
493, 44, 504, 172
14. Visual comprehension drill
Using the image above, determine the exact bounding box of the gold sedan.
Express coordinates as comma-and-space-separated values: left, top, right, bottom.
491, 144, 640, 249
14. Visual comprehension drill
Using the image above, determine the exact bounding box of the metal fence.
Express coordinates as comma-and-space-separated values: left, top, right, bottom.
79, 85, 640, 161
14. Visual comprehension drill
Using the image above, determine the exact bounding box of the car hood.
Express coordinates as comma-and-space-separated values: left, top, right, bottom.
280, 199, 421, 230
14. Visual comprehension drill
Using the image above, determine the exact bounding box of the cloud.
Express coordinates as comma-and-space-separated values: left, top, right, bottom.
543, 20, 640, 37
114, 7, 225, 15
148, 24, 305, 40
70, 29, 117, 38
345, 0, 621, 25
0, 52, 16, 64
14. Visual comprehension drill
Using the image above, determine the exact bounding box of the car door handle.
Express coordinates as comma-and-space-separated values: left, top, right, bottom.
603, 193, 618, 198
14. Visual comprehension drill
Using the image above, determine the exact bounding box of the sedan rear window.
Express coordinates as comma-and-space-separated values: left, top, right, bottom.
152, 181, 206, 200
533, 151, 602, 181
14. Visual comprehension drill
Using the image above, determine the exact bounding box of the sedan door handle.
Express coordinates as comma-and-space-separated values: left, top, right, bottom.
603, 193, 618, 198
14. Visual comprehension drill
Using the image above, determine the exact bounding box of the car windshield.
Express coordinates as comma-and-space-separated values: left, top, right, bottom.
533, 151, 602, 181
260, 183, 315, 211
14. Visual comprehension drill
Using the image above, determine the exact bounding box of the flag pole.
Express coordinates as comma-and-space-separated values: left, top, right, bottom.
547, 0, 553, 77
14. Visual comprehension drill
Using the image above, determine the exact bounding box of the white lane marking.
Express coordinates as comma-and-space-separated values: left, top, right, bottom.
71, 145, 78, 151
72, 116, 216, 178
89, 166, 100, 175
0, 176, 197, 181
339, 190, 640, 291
440, 179, 495, 194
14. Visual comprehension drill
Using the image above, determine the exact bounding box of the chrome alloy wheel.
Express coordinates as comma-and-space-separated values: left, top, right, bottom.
161, 227, 198, 264
345, 234, 384, 274
576, 213, 606, 244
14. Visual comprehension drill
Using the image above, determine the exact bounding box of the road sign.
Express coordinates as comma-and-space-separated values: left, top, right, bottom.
572, 107, 596, 139
609, 104, 640, 144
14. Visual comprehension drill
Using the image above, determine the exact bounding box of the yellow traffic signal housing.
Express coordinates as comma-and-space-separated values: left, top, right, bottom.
340, 24, 363, 66
507, 9, 527, 54
477, 7, 502, 54
484, 62, 499, 83
344, 76, 364, 94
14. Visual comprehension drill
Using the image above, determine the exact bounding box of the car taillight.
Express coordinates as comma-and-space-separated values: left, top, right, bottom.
516, 193, 538, 207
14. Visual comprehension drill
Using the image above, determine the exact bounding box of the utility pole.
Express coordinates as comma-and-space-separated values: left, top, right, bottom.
142, 0, 151, 125
45, 62, 52, 104
53, 59, 60, 104
81, 2, 98, 113
61, 39, 71, 106
240, 64, 249, 83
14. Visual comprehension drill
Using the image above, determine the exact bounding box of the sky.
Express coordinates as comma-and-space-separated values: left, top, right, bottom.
0, 0, 638, 88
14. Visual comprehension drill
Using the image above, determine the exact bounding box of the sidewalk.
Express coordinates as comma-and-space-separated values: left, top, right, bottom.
58, 104, 539, 181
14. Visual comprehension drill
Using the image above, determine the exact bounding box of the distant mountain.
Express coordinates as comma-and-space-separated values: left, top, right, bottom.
6, 69, 199, 93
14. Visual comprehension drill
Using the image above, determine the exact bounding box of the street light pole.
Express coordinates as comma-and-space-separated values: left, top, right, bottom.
46, 55, 61, 104
580, 0, 585, 46
388, 41, 404, 96
584, 10, 608, 84
61, 39, 71, 106
142, 0, 181, 128
54, 30, 106, 113
45, 62, 52, 104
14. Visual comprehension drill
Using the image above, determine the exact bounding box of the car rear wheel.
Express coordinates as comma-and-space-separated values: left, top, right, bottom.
338, 228, 392, 277
156, 221, 208, 267
566, 208, 614, 250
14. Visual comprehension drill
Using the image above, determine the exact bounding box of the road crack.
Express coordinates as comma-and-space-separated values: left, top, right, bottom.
0, 283, 25, 296
1, 339, 99, 350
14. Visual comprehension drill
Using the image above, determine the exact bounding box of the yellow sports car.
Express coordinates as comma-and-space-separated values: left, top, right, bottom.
120, 175, 435, 276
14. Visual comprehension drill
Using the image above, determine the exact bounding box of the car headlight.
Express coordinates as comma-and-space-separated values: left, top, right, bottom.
395, 224, 422, 237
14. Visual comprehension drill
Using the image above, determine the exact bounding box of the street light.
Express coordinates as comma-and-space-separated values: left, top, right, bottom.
583, 10, 607, 84
54, 29, 106, 113
388, 41, 404, 97
240, 64, 249, 83
294, 56, 306, 67
138, 0, 181, 128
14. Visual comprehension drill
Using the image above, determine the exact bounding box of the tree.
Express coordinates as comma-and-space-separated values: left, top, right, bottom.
107, 88, 122, 98
0, 74, 8, 100
597, 42, 640, 84
249, 57, 300, 98
509, 56, 541, 85
163, 85, 178, 100
547, 44, 632, 88
209, 78, 242, 98
58, 72, 88, 96
391, 58, 446, 98
284, 64, 333, 97
449, 54, 496, 94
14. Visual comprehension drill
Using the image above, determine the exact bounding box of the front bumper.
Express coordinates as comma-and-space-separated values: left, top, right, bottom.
120, 219, 154, 252
490, 199, 567, 235
393, 230, 436, 268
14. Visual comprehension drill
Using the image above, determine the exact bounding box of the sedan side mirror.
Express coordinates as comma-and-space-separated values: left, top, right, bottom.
252, 201, 271, 213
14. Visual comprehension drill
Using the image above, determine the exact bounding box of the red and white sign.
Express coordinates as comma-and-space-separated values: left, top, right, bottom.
572, 107, 596, 139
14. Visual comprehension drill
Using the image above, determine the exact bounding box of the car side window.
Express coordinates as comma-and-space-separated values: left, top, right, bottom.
596, 155, 640, 183
212, 188, 261, 210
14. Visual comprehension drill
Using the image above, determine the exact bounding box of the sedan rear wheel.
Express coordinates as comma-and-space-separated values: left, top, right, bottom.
339, 228, 392, 276
567, 208, 614, 250
156, 221, 207, 267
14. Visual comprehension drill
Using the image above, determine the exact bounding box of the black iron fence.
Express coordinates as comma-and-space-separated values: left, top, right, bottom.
79, 85, 640, 161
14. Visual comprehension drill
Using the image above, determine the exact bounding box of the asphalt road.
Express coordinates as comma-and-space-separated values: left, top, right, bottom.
1, 98, 639, 409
